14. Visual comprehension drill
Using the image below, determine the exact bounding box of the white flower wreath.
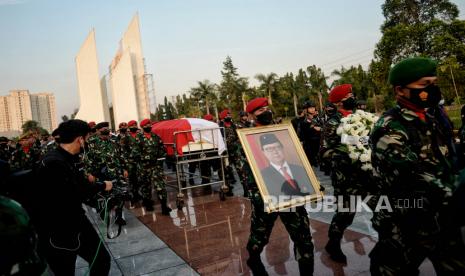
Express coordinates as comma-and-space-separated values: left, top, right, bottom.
337, 110, 379, 171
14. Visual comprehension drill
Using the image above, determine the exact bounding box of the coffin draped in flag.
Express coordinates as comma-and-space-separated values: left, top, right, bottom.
152, 118, 226, 156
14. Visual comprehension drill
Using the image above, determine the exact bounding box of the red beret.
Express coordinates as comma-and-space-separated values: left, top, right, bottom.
203, 114, 214, 121
128, 120, 137, 127
219, 109, 230, 120
88, 121, 96, 128
329, 84, 352, 103
246, 97, 268, 113
140, 119, 151, 127
119, 122, 127, 128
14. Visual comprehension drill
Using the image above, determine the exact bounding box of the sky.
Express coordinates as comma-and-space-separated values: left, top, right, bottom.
0, 0, 464, 121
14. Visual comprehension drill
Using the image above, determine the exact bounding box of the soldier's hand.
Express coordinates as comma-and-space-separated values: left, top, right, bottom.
123, 170, 128, 178
88, 174, 96, 183
104, 181, 113, 191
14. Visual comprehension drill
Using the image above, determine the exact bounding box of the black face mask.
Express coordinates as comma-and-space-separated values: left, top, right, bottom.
143, 127, 152, 133
120, 128, 127, 134
129, 128, 138, 133
256, 110, 273, 125
407, 84, 442, 108
100, 130, 110, 136
224, 117, 232, 122
342, 97, 357, 110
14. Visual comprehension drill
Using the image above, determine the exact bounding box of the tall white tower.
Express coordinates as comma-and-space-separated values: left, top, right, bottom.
75, 29, 110, 123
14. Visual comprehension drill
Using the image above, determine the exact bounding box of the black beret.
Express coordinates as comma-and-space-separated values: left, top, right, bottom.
388, 57, 437, 86
95, 122, 110, 129
260, 133, 282, 149
0, 136, 8, 143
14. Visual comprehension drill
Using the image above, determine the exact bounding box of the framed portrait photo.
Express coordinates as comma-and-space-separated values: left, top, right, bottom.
237, 124, 323, 212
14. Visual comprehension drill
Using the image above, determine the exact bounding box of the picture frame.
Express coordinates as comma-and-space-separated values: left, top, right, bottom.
236, 123, 323, 212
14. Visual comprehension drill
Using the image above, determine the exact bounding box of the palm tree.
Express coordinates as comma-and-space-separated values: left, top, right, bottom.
255, 73, 277, 105
189, 80, 217, 114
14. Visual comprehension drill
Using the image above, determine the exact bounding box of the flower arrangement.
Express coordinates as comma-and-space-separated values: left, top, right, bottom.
336, 110, 379, 171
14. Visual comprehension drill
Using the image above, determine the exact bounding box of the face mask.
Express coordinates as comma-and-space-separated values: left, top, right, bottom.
100, 129, 110, 136
408, 84, 442, 108
256, 110, 273, 125
224, 117, 232, 122
342, 97, 357, 110
143, 127, 152, 133
130, 128, 138, 133
120, 128, 127, 134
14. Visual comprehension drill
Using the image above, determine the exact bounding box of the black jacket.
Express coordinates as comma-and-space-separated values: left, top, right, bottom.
34, 146, 105, 238
261, 164, 314, 197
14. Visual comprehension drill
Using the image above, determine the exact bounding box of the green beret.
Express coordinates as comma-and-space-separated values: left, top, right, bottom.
388, 57, 437, 86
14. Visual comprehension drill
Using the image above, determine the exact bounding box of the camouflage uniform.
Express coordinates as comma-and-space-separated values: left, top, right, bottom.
9, 140, 41, 172
136, 132, 167, 204
219, 120, 241, 194
320, 110, 373, 243
85, 136, 125, 182
369, 105, 465, 275
299, 115, 323, 166
119, 132, 140, 201
237, 122, 314, 273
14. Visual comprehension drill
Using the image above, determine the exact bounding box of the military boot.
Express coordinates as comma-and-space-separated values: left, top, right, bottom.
298, 259, 314, 276
160, 198, 172, 215
325, 238, 347, 263
246, 253, 268, 276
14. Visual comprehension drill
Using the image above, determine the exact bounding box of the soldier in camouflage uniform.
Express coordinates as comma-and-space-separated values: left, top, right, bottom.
0, 136, 12, 163
299, 101, 323, 166
238, 97, 314, 276
9, 132, 41, 172
320, 84, 373, 263
218, 109, 238, 196
136, 119, 171, 215
122, 120, 142, 205
236, 111, 251, 129
369, 57, 465, 275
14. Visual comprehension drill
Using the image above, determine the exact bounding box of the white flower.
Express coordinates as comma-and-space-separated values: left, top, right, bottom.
361, 163, 373, 171
340, 117, 349, 123
336, 126, 343, 135
343, 124, 353, 132
359, 153, 371, 162
349, 152, 360, 161
361, 129, 370, 137
351, 114, 362, 122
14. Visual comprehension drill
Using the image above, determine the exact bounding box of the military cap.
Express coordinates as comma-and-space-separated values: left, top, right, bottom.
88, 121, 96, 128
260, 133, 282, 149
118, 122, 128, 128
329, 84, 352, 103
140, 119, 151, 127
357, 99, 367, 105
388, 57, 437, 86
95, 122, 109, 130
303, 101, 316, 109
0, 136, 8, 143
246, 97, 269, 113
128, 120, 137, 127
203, 114, 214, 121
219, 109, 230, 120
239, 111, 248, 117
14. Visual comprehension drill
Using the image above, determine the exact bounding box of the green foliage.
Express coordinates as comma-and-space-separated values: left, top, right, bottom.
21, 120, 41, 133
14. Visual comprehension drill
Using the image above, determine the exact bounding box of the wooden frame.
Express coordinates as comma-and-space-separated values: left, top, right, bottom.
237, 123, 323, 212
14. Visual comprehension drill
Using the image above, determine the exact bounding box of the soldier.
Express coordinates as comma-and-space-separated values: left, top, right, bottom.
299, 101, 322, 166
0, 136, 12, 163
291, 109, 305, 136
236, 111, 251, 129
126, 120, 142, 205
357, 99, 367, 111
320, 84, 372, 263
369, 57, 465, 275
218, 109, 237, 196
136, 119, 171, 215
239, 97, 314, 275
85, 122, 127, 224
318, 102, 337, 175
9, 132, 41, 172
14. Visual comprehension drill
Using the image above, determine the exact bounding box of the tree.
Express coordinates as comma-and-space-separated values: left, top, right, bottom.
374, 0, 465, 105
306, 65, 329, 111
189, 80, 217, 114
255, 73, 278, 105
21, 120, 41, 134
219, 56, 242, 111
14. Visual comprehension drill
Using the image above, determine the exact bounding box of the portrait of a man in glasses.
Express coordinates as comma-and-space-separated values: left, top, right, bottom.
259, 133, 314, 197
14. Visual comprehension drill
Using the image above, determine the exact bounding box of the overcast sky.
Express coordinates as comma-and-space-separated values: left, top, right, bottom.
1, 0, 464, 120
